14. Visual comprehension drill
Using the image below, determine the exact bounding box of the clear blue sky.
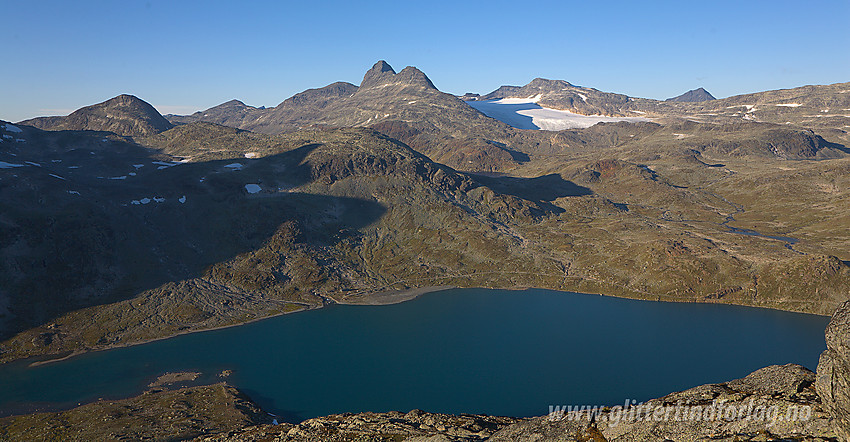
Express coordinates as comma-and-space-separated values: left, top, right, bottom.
2, 0, 848, 122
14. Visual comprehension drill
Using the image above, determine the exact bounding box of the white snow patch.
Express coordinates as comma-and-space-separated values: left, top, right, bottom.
51, 159, 62, 163
629, 110, 646, 114
467, 99, 650, 131
245, 184, 262, 194
492, 95, 543, 105
407, 100, 417, 104
128, 172, 136, 176
224, 163, 243, 170
1, 134, 11, 139
67, 166, 80, 169
133, 164, 145, 169
576, 93, 588, 102
67, 191, 80, 195
131, 200, 141, 205
16, 138, 25, 142
775, 103, 802, 107
140, 198, 151, 204
3, 124, 22, 133
49, 174, 66, 180
0, 161, 24, 169
109, 176, 127, 180
153, 197, 165, 203
244, 152, 257, 159
25, 161, 40, 167
178, 195, 187, 204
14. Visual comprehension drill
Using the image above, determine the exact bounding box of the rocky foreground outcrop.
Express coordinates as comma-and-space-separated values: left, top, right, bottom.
0, 383, 267, 441
818, 300, 850, 440
197, 409, 520, 442
491, 364, 834, 441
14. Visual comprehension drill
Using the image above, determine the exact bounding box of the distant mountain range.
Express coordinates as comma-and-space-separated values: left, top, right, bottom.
156, 61, 850, 169
161, 61, 849, 145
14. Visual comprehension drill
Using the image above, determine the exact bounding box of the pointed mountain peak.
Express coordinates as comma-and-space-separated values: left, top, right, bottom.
361, 60, 397, 89
666, 87, 716, 102
371, 60, 396, 74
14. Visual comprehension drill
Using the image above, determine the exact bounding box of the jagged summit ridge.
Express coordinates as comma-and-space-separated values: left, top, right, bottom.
359, 60, 436, 90
666, 87, 716, 102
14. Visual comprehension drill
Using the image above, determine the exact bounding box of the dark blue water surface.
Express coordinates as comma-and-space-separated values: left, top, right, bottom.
0, 289, 829, 421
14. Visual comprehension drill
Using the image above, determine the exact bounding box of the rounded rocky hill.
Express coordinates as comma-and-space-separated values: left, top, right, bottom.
20, 94, 173, 137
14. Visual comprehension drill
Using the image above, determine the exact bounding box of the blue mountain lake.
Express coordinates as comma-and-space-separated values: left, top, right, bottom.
0, 288, 829, 421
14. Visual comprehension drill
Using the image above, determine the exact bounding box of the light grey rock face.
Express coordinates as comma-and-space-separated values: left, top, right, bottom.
726, 363, 815, 396
490, 364, 835, 442
817, 300, 850, 440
